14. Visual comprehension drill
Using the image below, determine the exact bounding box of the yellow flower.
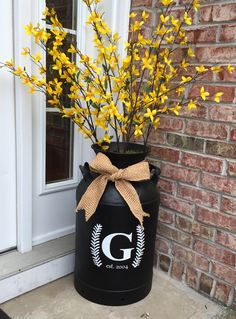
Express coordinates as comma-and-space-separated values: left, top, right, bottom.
214, 92, 223, 103
171, 17, 180, 29
144, 108, 157, 122
181, 76, 192, 84
5, 59, 14, 67
122, 55, 131, 69
176, 86, 185, 97
160, 15, 169, 23
161, 0, 173, 5
21, 48, 30, 56
184, 12, 192, 25
181, 59, 189, 71
153, 117, 160, 129
142, 11, 149, 20
193, 0, 200, 12
129, 12, 137, 18
187, 48, 195, 58
170, 103, 181, 115
165, 35, 174, 44
24, 22, 34, 35
187, 100, 197, 110
211, 65, 221, 73
68, 44, 77, 54
102, 134, 111, 143
13, 66, 24, 77
134, 124, 144, 137
227, 64, 234, 74
32, 52, 42, 62
196, 65, 208, 73
142, 50, 153, 71
200, 87, 210, 100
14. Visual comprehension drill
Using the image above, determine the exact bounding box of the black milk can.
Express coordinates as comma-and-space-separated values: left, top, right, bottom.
74, 143, 160, 306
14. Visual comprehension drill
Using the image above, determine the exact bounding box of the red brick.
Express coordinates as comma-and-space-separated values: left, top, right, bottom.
193, 239, 235, 266
196, 46, 236, 63
178, 184, 219, 209
156, 237, 169, 254
158, 207, 174, 224
192, 223, 214, 241
214, 282, 231, 304
220, 24, 236, 42
182, 152, 223, 174
195, 254, 209, 272
158, 178, 177, 194
196, 206, 236, 233
150, 146, 180, 163
228, 161, 236, 177
159, 117, 184, 132
175, 215, 214, 241
206, 141, 236, 160
157, 223, 192, 247
171, 259, 184, 280
159, 254, 171, 272
200, 4, 236, 22
186, 27, 216, 43
215, 230, 236, 251
175, 215, 193, 233
201, 173, 236, 196
190, 85, 235, 103
185, 120, 227, 140
161, 193, 194, 217
162, 163, 199, 185
200, 6, 213, 22
219, 67, 236, 82
212, 4, 236, 22
131, 0, 152, 7
209, 105, 236, 123
212, 263, 236, 285
200, 273, 213, 295
186, 267, 198, 289
221, 196, 236, 216
230, 127, 236, 141
148, 130, 165, 145
174, 245, 209, 271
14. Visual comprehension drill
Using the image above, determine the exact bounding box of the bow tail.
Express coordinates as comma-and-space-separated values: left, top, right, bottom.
76, 175, 108, 221
116, 180, 150, 227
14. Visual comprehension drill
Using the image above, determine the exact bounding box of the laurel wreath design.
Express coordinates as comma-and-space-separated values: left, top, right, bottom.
90, 224, 103, 267
132, 225, 145, 268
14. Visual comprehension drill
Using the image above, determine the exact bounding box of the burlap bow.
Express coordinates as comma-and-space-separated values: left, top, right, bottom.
76, 152, 151, 227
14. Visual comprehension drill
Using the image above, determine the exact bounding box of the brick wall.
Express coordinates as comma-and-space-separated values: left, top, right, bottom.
131, 0, 236, 308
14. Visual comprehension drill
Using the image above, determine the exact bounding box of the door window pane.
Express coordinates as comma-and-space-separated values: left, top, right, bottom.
46, 112, 74, 184
46, 0, 77, 30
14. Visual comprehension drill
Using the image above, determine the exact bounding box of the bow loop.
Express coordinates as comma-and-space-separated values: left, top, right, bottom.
76, 152, 151, 227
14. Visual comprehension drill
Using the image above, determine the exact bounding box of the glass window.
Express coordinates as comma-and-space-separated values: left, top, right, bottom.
46, 0, 77, 30
45, 0, 77, 184
46, 112, 74, 183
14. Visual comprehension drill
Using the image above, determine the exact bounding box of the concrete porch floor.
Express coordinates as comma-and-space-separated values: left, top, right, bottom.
2, 270, 235, 319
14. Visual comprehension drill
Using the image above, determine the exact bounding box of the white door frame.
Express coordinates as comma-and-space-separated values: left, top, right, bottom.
14, 0, 131, 253
14, 0, 33, 253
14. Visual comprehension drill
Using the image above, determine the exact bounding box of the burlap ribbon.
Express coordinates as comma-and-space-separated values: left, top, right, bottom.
76, 152, 151, 227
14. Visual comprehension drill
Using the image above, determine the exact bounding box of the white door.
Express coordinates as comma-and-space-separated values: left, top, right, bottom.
13, 0, 130, 251
31, 0, 93, 246
0, 1, 17, 252
31, 0, 130, 246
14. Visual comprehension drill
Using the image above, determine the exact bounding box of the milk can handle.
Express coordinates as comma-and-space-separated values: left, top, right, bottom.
149, 164, 161, 183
